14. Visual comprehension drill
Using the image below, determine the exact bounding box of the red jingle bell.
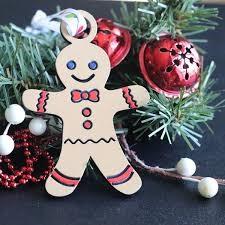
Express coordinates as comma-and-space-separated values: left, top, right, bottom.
92, 18, 131, 68
139, 35, 201, 98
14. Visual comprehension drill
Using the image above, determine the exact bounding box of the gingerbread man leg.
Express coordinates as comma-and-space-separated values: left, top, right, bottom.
45, 143, 90, 197
91, 141, 142, 195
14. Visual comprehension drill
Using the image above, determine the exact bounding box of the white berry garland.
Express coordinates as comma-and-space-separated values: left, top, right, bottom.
0, 104, 47, 156
119, 134, 222, 199
29, 117, 47, 136
0, 135, 15, 156
150, 157, 218, 198
198, 177, 219, 198
142, 156, 219, 198
175, 159, 218, 198
5, 104, 26, 125
176, 158, 196, 177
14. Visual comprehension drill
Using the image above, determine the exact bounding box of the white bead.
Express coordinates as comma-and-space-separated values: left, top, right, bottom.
29, 117, 47, 136
198, 177, 218, 198
5, 104, 26, 125
0, 135, 15, 155
176, 158, 196, 177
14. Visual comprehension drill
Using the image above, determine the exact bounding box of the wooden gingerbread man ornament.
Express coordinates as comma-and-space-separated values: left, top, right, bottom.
22, 10, 150, 197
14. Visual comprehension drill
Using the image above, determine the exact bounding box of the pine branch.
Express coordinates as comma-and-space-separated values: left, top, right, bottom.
112, 0, 219, 42
126, 62, 224, 150
0, 24, 63, 116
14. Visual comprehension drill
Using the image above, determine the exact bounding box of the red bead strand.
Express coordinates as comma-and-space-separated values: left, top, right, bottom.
0, 129, 56, 189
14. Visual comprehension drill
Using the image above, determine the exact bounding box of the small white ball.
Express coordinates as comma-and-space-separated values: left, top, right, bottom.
29, 117, 47, 136
5, 104, 26, 125
176, 158, 196, 177
198, 177, 218, 198
0, 135, 15, 155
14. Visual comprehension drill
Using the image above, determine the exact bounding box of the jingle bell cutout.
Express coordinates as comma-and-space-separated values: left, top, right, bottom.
22, 10, 150, 197
139, 35, 201, 98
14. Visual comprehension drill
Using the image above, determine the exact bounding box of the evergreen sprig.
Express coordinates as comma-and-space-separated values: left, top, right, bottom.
132, 62, 224, 150
0, 24, 63, 116
112, 0, 219, 42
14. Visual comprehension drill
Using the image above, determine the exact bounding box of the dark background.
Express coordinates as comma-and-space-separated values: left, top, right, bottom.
0, 1, 225, 225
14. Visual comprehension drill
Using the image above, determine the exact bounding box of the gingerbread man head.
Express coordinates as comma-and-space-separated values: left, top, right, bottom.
56, 10, 111, 89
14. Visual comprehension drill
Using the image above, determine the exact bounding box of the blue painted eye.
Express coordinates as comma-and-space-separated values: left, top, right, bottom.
88, 61, 98, 70
67, 60, 76, 70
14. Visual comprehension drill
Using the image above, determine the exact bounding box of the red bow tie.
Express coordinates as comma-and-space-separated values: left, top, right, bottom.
71, 89, 100, 103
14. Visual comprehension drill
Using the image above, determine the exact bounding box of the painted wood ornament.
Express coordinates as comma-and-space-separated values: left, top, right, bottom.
22, 10, 150, 197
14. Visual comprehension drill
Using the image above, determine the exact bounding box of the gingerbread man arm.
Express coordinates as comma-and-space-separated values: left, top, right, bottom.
22, 89, 58, 115
110, 85, 150, 112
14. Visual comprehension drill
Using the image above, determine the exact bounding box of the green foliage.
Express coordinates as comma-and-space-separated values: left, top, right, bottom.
132, 62, 224, 150
112, 0, 219, 42
111, 60, 223, 149
0, 24, 62, 116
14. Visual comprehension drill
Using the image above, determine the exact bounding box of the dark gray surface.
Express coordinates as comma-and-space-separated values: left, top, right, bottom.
0, 1, 225, 225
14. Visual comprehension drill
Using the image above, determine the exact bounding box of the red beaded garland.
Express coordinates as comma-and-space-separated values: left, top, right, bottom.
0, 129, 55, 189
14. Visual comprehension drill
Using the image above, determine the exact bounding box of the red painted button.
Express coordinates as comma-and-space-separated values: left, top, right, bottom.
82, 108, 92, 117
83, 120, 93, 129
81, 91, 89, 100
